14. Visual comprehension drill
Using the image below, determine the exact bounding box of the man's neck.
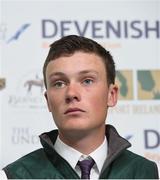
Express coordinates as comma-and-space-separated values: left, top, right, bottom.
58, 126, 106, 155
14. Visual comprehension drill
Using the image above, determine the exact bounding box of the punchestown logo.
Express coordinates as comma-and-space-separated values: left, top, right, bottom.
8, 70, 46, 109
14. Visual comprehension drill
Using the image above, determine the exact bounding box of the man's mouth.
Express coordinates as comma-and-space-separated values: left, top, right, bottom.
64, 108, 85, 114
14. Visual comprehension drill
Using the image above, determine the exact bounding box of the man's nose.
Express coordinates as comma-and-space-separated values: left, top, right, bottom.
65, 83, 81, 103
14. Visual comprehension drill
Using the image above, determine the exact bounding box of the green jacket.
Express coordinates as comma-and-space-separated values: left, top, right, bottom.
3, 125, 159, 179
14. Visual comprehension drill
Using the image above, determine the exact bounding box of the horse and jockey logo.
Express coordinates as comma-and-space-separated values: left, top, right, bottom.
24, 75, 44, 94
8, 73, 45, 108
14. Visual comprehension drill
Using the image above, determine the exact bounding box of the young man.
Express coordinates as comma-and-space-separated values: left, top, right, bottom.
1, 35, 159, 179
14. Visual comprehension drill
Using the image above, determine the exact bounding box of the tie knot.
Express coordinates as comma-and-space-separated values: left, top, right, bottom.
78, 158, 95, 179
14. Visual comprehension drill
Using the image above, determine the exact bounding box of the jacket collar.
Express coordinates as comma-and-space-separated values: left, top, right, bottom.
40, 124, 131, 153
100, 125, 131, 176
39, 124, 131, 177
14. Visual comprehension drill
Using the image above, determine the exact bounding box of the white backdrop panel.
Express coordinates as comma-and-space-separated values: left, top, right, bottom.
0, 0, 160, 173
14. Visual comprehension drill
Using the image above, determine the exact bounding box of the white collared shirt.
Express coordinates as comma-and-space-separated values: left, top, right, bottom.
54, 136, 108, 179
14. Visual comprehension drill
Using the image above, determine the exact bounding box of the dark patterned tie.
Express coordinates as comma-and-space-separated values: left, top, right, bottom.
78, 158, 95, 179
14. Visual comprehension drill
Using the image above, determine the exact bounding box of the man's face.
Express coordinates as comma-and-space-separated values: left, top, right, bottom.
45, 52, 118, 137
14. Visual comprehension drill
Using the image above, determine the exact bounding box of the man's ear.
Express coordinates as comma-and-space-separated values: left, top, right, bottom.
107, 84, 118, 107
44, 91, 51, 112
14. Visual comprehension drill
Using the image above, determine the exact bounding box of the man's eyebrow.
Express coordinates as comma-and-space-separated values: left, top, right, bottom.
78, 70, 99, 75
48, 72, 67, 79
48, 70, 99, 79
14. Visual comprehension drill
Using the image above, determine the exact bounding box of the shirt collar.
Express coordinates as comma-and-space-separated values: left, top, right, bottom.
54, 136, 82, 169
54, 136, 108, 173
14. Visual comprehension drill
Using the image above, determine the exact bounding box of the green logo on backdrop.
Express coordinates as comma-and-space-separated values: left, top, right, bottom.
115, 70, 160, 100
137, 70, 160, 100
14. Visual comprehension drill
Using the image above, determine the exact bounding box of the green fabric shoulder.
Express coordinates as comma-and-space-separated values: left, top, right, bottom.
102, 150, 159, 179
3, 148, 65, 179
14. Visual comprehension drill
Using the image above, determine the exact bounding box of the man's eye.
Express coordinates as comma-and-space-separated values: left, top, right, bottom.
54, 81, 66, 88
83, 79, 93, 85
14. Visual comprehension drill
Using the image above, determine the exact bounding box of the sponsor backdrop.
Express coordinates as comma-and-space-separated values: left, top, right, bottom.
0, 0, 160, 173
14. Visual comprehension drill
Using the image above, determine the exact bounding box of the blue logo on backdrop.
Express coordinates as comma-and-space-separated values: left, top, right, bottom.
125, 135, 133, 141
144, 129, 160, 149
7, 23, 30, 43
41, 20, 160, 39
